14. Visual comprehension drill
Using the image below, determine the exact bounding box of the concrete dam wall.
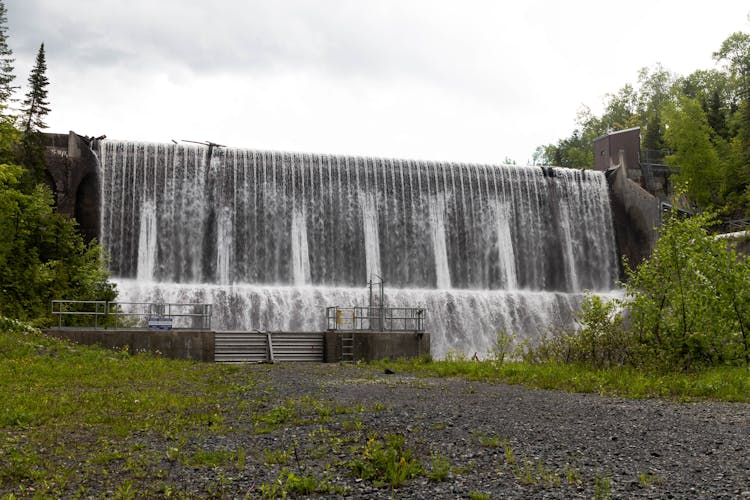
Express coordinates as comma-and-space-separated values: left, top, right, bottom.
45, 133, 643, 358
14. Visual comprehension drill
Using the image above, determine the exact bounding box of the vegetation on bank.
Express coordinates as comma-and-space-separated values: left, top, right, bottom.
381, 210, 750, 398
0, 0, 115, 325
375, 357, 750, 403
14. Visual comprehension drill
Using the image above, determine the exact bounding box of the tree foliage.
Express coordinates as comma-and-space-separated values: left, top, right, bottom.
625, 211, 750, 370
0, 158, 116, 324
539, 30, 750, 215
21, 42, 49, 134
0, 0, 16, 110
0, 17, 116, 324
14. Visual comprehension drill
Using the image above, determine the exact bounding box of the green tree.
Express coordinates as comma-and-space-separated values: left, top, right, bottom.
625, 211, 750, 370
21, 43, 49, 134
0, 0, 16, 110
663, 97, 723, 206
713, 32, 750, 199
19, 43, 49, 185
0, 161, 116, 323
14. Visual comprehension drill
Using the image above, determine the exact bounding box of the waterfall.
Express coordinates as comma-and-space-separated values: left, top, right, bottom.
216, 206, 233, 285
429, 195, 451, 289
291, 207, 311, 286
97, 140, 620, 357
494, 201, 517, 290
360, 191, 381, 281
136, 200, 157, 282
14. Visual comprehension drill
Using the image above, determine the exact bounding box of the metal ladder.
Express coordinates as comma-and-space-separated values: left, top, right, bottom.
340, 332, 354, 362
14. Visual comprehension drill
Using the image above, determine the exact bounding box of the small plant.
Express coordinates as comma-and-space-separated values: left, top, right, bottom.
348, 434, 422, 488
475, 431, 503, 448
638, 471, 660, 487
469, 492, 490, 500
263, 447, 291, 465
564, 462, 582, 485
503, 441, 516, 465
490, 329, 516, 363
427, 452, 451, 481
342, 414, 364, 432
594, 471, 612, 500
284, 470, 318, 494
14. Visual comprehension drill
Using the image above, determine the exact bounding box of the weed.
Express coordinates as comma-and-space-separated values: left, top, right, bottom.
263, 447, 291, 465
474, 431, 503, 448
427, 452, 451, 481
638, 471, 661, 487
503, 441, 516, 465
564, 462, 582, 485
113, 480, 136, 500
348, 434, 422, 488
342, 414, 364, 432
186, 449, 236, 468
594, 471, 612, 500
469, 492, 490, 500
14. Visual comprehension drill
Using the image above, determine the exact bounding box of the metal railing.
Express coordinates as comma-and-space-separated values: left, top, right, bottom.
51, 300, 213, 330
721, 218, 750, 233
326, 306, 426, 332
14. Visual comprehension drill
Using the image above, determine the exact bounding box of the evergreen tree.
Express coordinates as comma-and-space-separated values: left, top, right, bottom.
0, 1, 16, 110
21, 43, 49, 134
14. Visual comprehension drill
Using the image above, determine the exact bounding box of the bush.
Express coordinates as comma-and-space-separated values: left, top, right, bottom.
0, 162, 116, 324
625, 211, 750, 370
520, 293, 628, 369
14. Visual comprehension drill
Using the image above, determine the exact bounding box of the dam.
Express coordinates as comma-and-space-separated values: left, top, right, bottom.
92, 140, 619, 358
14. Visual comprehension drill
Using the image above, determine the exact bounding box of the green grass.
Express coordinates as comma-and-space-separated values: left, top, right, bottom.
374, 356, 750, 402
0, 319, 253, 497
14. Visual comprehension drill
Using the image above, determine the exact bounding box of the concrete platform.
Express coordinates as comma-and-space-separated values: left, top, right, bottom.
324, 330, 430, 362
44, 328, 215, 362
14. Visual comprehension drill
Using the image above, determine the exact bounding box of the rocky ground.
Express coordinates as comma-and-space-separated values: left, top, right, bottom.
166, 363, 750, 499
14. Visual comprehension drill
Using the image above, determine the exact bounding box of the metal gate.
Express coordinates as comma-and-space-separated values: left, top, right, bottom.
214, 331, 324, 363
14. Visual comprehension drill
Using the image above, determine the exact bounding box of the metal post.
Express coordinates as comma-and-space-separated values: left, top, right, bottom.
379, 278, 384, 331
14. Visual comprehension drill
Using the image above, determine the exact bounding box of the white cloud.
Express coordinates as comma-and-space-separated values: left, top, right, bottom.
6, 0, 750, 164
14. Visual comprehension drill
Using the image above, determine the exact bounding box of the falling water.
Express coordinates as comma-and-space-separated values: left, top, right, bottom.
494, 201, 517, 290
216, 207, 233, 285
136, 200, 157, 282
97, 141, 620, 357
360, 192, 381, 281
429, 195, 451, 289
291, 207, 311, 286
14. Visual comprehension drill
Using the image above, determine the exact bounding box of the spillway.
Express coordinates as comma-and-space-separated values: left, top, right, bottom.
97, 141, 619, 357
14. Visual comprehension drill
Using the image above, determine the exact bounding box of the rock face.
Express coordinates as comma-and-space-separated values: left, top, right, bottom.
43, 132, 100, 242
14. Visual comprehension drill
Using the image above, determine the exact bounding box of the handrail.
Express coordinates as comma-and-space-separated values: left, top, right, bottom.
50, 300, 212, 330
326, 306, 426, 332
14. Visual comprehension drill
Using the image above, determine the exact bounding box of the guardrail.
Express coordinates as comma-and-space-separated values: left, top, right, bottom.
326, 306, 426, 332
51, 300, 213, 330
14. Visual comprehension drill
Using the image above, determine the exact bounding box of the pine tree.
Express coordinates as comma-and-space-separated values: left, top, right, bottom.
21, 42, 49, 134
0, 1, 16, 109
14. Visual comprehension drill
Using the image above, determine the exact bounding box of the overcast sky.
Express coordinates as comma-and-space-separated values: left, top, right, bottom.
6, 1, 750, 165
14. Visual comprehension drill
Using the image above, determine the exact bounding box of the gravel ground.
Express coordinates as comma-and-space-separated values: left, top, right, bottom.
177, 363, 750, 499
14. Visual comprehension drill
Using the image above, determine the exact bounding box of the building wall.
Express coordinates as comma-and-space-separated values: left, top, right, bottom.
594, 127, 641, 173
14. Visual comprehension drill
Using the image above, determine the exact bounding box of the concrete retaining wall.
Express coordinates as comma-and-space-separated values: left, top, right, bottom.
324, 331, 430, 362
606, 161, 660, 274
44, 329, 215, 362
